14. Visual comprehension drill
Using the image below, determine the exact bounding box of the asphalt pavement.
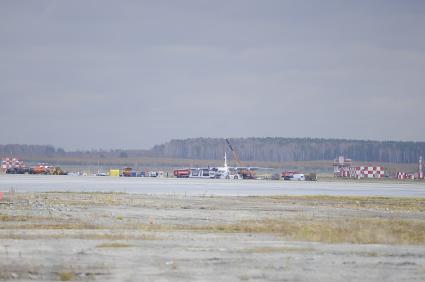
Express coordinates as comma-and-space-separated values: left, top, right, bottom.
0, 174, 424, 197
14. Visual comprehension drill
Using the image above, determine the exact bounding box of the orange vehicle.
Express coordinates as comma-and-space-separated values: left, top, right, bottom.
33, 164, 48, 174
122, 167, 134, 177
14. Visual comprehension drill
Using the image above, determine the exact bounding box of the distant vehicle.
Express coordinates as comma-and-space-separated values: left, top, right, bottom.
189, 168, 215, 178
6, 167, 32, 174
33, 164, 49, 174
305, 173, 317, 181
148, 171, 164, 177
282, 171, 297, 180
271, 173, 281, 180
287, 174, 305, 181
282, 170, 315, 181
2, 157, 25, 173
174, 169, 191, 178
122, 167, 134, 177
48, 167, 66, 175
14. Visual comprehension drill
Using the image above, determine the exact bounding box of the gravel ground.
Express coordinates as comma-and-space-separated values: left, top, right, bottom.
1, 192, 425, 281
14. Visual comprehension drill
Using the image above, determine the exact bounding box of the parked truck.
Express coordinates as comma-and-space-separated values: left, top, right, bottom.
174, 169, 191, 178
122, 167, 137, 177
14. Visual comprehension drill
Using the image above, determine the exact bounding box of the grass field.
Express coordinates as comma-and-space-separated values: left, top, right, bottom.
1, 192, 425, 281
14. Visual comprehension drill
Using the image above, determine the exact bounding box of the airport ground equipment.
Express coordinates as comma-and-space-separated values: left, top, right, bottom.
174, 169, 191, 178
33, 164, 49, 174
109, 169, 120, 177
225, 138, 256, 179
122, 167, 137, 177
305, 173, 317, 181
48, 167, 66, 175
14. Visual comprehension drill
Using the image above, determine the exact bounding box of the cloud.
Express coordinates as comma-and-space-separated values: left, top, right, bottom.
0, 0, 424, 149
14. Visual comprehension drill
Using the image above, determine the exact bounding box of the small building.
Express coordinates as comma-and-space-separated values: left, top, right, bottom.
333, 156, 352, 178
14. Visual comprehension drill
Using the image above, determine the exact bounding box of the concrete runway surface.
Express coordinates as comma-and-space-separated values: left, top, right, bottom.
0, 175, 424, 197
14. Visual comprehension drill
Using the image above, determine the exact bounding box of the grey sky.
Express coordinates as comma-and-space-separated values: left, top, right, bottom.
1, 0, 424, 150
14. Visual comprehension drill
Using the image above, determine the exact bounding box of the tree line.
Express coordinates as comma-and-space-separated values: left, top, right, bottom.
1, 138, 424, 164
148, 138, 425, 164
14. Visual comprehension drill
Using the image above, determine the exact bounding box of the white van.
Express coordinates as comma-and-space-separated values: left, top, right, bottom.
290, 174, 305, 181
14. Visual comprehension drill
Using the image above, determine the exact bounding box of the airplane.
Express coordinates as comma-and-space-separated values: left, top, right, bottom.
210, 152, 243, 179
176, 138, 272, 180
223, 138, 269, 179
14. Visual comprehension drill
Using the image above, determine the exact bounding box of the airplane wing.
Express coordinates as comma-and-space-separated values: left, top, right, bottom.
235, 167, 274, 171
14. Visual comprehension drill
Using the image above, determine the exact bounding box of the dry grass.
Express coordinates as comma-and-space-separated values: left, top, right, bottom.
3, 193, 425, 245
5, 215, 423, 245
0, 232, 158, 241
0, 215, 30, 222
96, 242, 133, 248
7, 192, 131, 208
188, 217, 425, 245
10, 192, 425, 212
74, 232, 157, 240
57, 271, 76, 281
0, 222, 100, 230
258, 195, 425, 212
243, 246, 315, 253
25, 192, 425, 212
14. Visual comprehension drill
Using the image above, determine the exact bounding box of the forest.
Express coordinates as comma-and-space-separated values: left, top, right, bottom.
1, 138, 424, 164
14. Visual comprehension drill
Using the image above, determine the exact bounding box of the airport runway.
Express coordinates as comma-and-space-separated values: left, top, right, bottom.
0, 174, 424, 197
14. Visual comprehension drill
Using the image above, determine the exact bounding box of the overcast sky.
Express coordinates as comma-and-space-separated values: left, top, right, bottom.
1, 0, 424, 150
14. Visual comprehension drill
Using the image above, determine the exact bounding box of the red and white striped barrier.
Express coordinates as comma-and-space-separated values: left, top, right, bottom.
397, 172, 418, 180
353, 166, 385, 179
1, 157, 24, 171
